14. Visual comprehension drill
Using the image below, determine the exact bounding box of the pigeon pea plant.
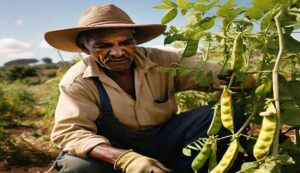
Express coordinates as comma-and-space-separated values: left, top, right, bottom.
155, 0, 300, 172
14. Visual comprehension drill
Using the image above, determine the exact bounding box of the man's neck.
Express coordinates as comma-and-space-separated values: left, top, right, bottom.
103, 65, 136, 99
103, 66, 134, 80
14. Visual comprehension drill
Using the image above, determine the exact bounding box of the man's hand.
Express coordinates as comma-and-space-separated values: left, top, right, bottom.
114, 150, 172, 173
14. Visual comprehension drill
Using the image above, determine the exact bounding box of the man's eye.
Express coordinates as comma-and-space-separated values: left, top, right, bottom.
121, 41, 134, 45
95, 45, 111, 49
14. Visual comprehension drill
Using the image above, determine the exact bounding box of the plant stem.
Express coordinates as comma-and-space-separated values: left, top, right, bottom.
257, 8, 276, 81
272, 8, 284, 157
228, 73, 235, 89
204, 41, 211, 61
240, 134, 258, 140
236, 102, 258, 136
216, 135, 233, 141
56, 50, 68, 69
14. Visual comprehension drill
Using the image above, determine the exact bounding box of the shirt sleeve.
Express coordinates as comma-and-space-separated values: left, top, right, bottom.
51, 77, 110, 157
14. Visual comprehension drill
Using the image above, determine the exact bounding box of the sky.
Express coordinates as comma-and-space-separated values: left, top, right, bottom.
0, 0, 177, 66
0, 0, 298, 66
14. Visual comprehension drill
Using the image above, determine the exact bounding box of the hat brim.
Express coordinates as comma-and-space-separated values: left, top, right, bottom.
44, 24, 167, 52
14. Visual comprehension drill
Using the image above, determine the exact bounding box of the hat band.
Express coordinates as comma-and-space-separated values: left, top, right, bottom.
83, 20, 134, 27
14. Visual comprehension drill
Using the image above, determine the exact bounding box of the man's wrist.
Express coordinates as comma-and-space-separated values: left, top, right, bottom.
88, 143, 125, 164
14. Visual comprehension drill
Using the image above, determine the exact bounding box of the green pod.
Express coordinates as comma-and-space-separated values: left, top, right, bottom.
208, 141, 218, 172
191, 139, 212, 172
253, 102, 277, 160
210, 139, 239, 173
207, 104, 222, 135
231, 32, 244, 71
220, 87, 234, 133
255, 78, 272, 96
161, 8, 178, 24
182, 39, 199, 58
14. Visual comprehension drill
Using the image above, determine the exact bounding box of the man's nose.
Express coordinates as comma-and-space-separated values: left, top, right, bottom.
109, 45, 124, 57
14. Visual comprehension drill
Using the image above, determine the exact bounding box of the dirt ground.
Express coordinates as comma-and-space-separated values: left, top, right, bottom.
0, 126, 57, 173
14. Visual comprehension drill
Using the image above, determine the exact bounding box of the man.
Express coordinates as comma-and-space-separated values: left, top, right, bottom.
45, 4, 245, 173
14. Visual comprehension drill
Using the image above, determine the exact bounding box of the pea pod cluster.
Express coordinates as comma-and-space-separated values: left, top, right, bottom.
220, 87, 234, 133
207, 104, 222, 136
191, 138, 212, 172
253, 101, 277, 160
210, 139, 239, 173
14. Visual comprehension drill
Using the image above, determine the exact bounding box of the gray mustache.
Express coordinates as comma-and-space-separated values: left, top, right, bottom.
103, 55, 131, 63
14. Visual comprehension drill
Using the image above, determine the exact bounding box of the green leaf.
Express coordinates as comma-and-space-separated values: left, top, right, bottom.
239, 162, 259, 172
190, 70, 213, 86
198, 16, 216, 30
157, 67, 172, 73
245, 7, 264, 20
216, 0, 243, 19
176, 0, 194, 9
181, 9, 188, 15
161, 8, 178, 24
271, 155, 295, 165
284, 34, 300, 54
179, 67, 193, 75
182, 40, 199, 59
194, 0, 219, 13
260, 11, 276, 31
170, 68, 177, 76
182, 147, 192, 156
279, 77, 300, 126
158, 67, 177, 76
153, 4, 173, 9
288, 81, 300, 105
193, 31, 210, 40
170, 25, 178, 33
216, 0, 235, 18
186, 9, 203, 26
161, 0, 177, 7
252, 0, 277, 12
164, 33, 186, 45
281, 109, 300, 127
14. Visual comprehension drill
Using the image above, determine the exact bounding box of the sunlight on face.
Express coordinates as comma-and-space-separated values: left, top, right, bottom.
83, 28, 137, 72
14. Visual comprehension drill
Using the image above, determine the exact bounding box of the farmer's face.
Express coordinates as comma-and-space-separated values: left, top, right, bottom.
82, 28, 137, 72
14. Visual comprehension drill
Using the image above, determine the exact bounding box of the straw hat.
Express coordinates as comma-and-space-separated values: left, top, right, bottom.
44, 4, 167, 52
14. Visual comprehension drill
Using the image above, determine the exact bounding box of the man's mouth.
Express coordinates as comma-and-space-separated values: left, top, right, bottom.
104, 55, 131, 64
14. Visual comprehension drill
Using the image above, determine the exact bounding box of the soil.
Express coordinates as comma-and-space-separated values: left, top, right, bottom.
0, 125, 57, 173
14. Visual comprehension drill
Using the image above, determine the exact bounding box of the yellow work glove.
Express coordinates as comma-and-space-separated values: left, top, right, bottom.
114, 150, 172, 173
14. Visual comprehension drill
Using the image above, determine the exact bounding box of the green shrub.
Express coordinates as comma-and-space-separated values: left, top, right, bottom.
5, 65, 38, 82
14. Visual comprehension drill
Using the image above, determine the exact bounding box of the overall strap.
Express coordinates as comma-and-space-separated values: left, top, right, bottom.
92, 77, 113, 116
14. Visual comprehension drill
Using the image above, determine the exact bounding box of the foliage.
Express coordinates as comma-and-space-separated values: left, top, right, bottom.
176, 90, 215, 112
41, 57, 53, 64
4, 65, 37, 82
0, 73, 62, 161
4, 58, 39, 67
155, 0, 300, 172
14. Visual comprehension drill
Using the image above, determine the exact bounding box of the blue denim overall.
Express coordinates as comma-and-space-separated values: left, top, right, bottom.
54, 77, 245, 173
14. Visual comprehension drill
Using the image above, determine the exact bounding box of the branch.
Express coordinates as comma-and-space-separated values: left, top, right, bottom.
236, 102, 258, 136
272, 8, 284, 157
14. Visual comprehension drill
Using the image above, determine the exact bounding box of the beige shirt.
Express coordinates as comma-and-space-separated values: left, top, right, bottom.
52, 47, 220, 157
